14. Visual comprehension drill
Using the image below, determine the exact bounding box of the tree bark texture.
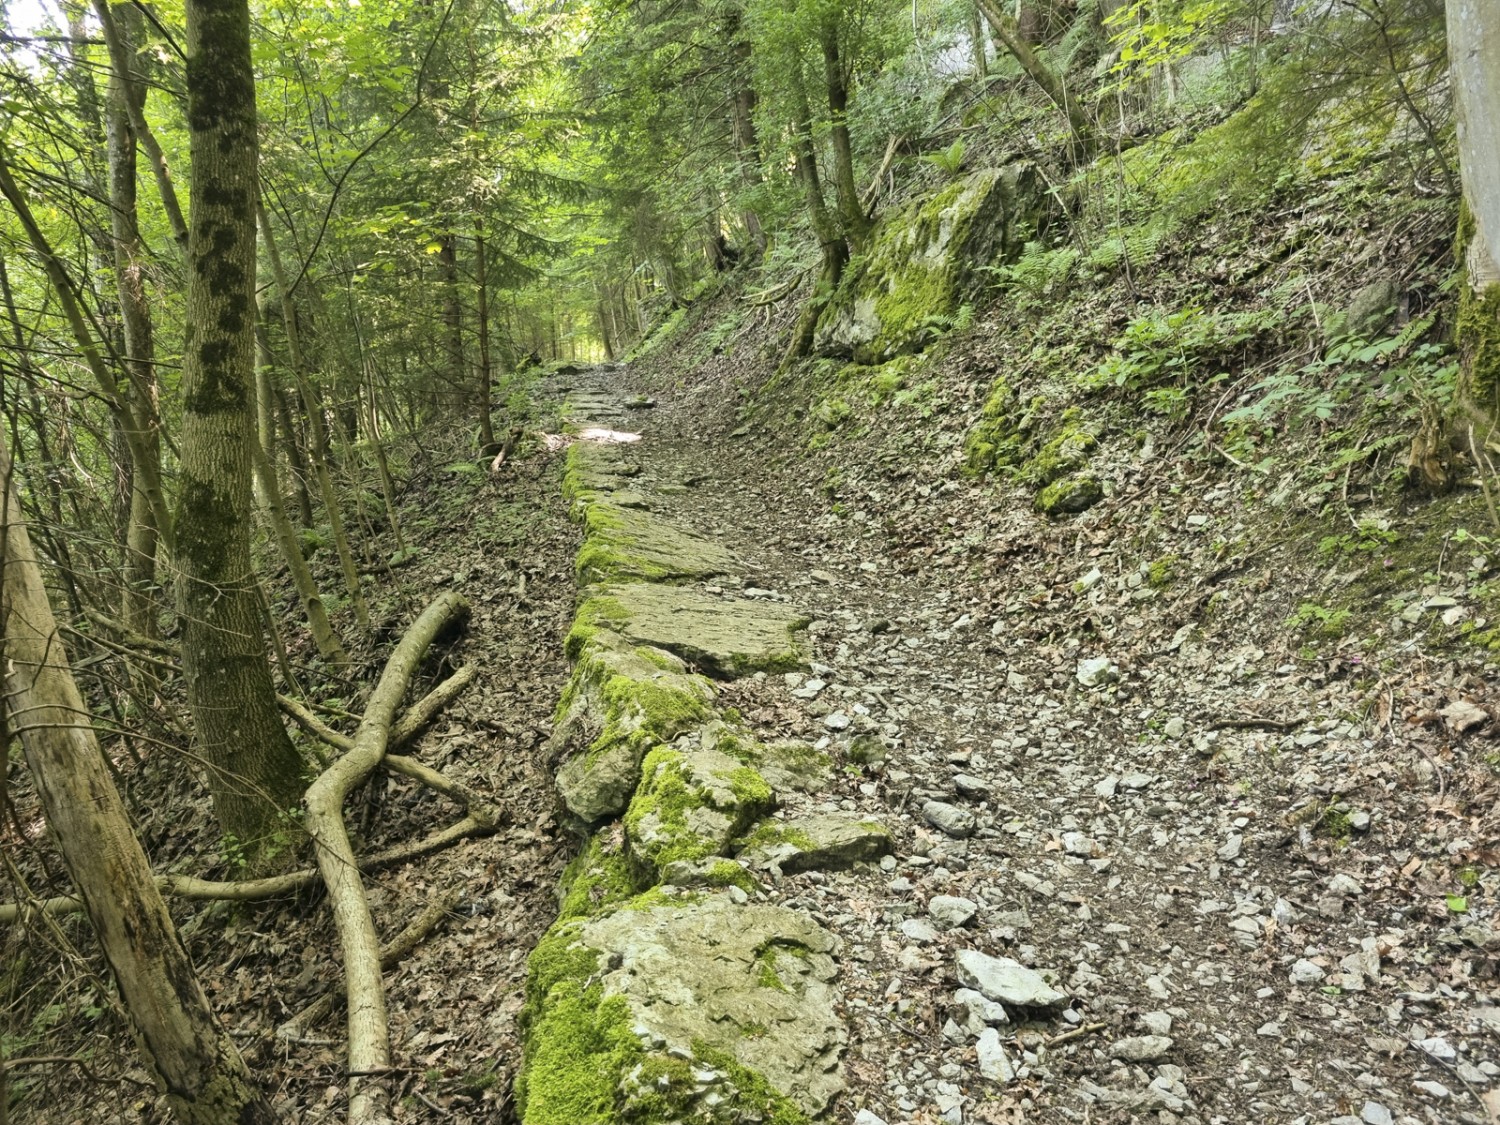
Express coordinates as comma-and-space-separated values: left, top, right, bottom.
0, 431, 275, 1125
820, 20, 871, 251
1450, 0, 1500, 425
178, 0, 306, 854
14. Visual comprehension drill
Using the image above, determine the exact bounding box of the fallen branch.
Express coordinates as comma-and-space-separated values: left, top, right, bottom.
278, 886, 463, 1042
391, 664, 476, 750
0, 814, 492, 924
303, 591, 469, 1125
385, 754, 500, 828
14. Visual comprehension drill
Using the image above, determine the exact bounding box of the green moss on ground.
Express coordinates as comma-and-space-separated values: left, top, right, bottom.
557, 838, 641, 922
1036, 473, 1103, 515
1020, 413, 1098, 486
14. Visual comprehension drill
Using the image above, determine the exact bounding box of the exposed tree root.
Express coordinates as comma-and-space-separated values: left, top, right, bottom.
0, 811, 492, 924
303, 591, 470, 1125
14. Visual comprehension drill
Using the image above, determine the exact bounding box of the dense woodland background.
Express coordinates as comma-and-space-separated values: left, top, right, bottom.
2, 0, 1499, 1122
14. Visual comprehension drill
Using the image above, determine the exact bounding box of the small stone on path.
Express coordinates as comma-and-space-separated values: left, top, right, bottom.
923, 801, 976, 838
955, 949, 1067, 1009
1110, 1035, 1173, 1063
976, 1027, 1015, 1083
928, 895, 978, 929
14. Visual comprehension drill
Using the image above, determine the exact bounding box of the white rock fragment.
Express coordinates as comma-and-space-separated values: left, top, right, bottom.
1441, 699, 1489, 733
1289, 958, 1326, 985
929, 895, 978, 930
976, 1027, 1015, 1083
1076, 656, 1119, 687
955, 949, 1067, 1009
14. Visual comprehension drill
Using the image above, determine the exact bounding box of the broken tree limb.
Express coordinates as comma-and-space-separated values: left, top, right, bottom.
0, 814, 493, 924
384, 755, 501, 828
302, 590, 469, 1125
390, 664, 476, 750
277, 886, 464, 1042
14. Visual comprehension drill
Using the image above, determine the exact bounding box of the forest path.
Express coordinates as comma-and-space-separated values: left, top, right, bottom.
558, 363, 1498, 1125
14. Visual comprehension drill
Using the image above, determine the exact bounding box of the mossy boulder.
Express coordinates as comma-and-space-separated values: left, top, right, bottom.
1019, 415, 1098, 487
815, 163, 1044, 364
700, 722, 832, 794
554, 630, 717, 825
1035, 473, 1104, 515
625, 745, 775, 881
596, 582, 810, 678
517, 895, 844, 1124
737, 814, 894, 874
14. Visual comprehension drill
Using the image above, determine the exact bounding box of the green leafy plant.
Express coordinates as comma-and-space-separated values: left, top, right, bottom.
920, 139, 966, 179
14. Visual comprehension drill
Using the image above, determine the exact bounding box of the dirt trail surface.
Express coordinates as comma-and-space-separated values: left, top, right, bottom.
560, 363, 1500, 1125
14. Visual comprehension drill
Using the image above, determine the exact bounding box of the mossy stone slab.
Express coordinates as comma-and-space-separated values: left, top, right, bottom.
580, 894, 846, 1116
578, 504, 736, 583
601, 582, 810, 677
738, 813, 895, 874
701, 720, 832, 794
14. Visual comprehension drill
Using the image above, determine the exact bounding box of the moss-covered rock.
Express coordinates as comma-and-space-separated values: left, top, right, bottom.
1035, 473, 1104, 515
624, 745, 775, 880
553, 630, 717, 825
576, 501, 737, 584
1019, 413, 1098, 487
737, 813, 894, 874
517, 896, 839, 1125
815, 164, 1044, 364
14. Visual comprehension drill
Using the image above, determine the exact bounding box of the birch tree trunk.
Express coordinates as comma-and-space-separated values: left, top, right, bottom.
1450, 0, 1500, 427
177, 0, 306, 856
0, 431, 275, 1125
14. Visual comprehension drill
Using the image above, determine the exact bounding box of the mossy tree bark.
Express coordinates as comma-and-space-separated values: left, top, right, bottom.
1450, 0, 1500, 429
0, 432, 275, 1125
783, 78, 849, 366
820, 18, 871, 252
178, 0, 307, 856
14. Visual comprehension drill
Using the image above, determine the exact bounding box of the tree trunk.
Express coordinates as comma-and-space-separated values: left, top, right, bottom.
0, 431, 275, 1125
1451, 0, 1500, 428
439, 231, 465, 412
783, 79, 849, 366
103, 1, 162, 638
258, 202, 371, 630
0, 152, 175, 559
253, 316, 347, 662
178, 0, 306, 857
472, 217, 497, 454
820, 19, 870, 251
977, 0, 1095, 161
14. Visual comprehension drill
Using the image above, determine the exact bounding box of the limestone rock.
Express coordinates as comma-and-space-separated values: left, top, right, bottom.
625, 745, 774, 878
581, 895, 846, 1116
955, 949, 1068, 1009
1110, 1035, 1174, 1063
553, 631, 716, 825
699, 721, 832, 794
923, 800, 976, 838
814, 164, 1044, 364
598, 581, 810, 677
738, 813, 894, 874
577, 502, 736, 583
1036, 473, 1104, 515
